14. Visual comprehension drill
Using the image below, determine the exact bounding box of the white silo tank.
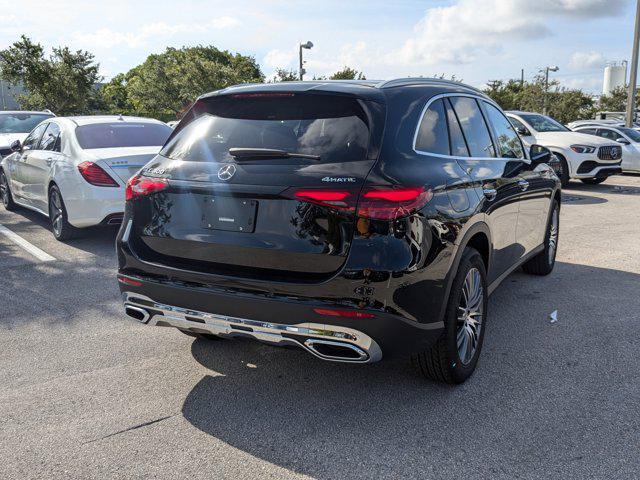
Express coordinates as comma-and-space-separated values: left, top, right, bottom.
603, 62, 627, 96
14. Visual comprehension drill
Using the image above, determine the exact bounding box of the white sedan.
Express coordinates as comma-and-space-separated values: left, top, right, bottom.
0, 115, 172, 240
572, 125, 640, 173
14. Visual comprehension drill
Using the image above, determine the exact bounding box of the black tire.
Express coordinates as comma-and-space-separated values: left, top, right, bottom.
554, 153, 570, 188
580, 177, 606, 185
0, 169, 17, 211
522, 200, 559, 276
48, 185, 78, 241
411, 248, 488, 384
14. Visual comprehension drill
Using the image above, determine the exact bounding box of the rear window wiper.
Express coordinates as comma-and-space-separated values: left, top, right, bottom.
228, 148, 320, 161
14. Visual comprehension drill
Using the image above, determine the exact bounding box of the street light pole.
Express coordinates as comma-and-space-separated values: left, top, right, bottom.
542, 66, 559, 116
626, 0, 640, 127
299, 41, 314, 81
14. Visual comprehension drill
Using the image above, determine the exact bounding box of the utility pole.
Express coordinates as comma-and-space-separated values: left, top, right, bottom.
299, 41, 314, 81
520, 69, 524, 110
626, 0, 640, 127
541, 66, 559, 116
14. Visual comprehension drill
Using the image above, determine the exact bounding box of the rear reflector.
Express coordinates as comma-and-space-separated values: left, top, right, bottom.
78, 161, 118, 187
117, 275, 142, 287
313, 308, 375, 319
125, 175, 169, 201
284, 186, 432, 220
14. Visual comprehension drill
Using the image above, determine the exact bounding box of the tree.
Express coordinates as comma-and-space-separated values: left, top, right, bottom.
484, 75, 595, 124
329, 66, 365, 80
272, 68, 298, 82
0, 36, 101, 114
100, 45, 264, 119
597, 86, 640, 113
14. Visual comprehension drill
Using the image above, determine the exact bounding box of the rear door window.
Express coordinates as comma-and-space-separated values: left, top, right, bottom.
415, 98, 449, 155
596, 128, 618, 141
75, 123, 172, 149
40, 123, 61, 152
450, 97, 495, 157
445, 98, 470, 157
578, 128, 597, 135
161, 94, 370, 164
482, 102, 524, 159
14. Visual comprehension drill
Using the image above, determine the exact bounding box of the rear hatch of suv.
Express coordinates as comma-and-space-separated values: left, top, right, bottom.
126, 90, 386, 282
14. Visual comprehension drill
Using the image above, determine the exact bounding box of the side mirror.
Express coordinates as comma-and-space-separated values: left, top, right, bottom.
530, 144, 552, 165
516, 126, 530, 136
616, 137, 630, 145
9, 139, 22, 152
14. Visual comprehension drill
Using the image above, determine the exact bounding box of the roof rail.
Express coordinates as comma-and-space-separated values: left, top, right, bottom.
376, 77, 484, 94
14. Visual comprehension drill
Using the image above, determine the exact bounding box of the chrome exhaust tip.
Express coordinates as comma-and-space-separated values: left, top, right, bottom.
124, 305, 150, 323
303, 338, 369, 363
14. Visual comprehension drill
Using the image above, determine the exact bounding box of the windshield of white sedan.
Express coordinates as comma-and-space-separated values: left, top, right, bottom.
520, 114, 569, 133
0, 113, 53, 134
161, 94, 370, 164
75, 123, 172, 149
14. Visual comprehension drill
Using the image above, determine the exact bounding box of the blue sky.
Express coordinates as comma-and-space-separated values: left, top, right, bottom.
0, 0, 635, 93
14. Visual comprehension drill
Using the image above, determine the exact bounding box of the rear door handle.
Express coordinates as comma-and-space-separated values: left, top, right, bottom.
482, 188, 497, 200
518, 180, 529, 191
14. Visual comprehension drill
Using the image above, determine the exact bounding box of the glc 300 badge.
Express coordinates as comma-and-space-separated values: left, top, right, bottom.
218, 164, 236, 181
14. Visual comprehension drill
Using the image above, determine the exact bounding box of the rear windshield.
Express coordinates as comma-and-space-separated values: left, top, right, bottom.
0, 113, 53, 134
160, 94, 370, 164
75, 122, 172, 149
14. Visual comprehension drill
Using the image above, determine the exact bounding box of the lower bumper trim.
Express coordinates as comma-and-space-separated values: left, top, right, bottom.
122, 292, 382, 363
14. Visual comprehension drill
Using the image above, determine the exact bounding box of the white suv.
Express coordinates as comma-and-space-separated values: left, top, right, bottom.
507, 111, 622, 186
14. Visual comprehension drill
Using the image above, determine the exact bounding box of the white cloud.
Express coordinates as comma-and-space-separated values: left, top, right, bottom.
391, 0, 627, 67
73, 17, 242, 49
263, 47, 297, 69
569, 51, 605, 69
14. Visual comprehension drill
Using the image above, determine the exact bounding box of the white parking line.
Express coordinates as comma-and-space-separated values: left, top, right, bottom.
0, 224, 56, 262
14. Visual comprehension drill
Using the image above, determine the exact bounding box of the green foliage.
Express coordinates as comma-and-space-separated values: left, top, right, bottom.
272, 68, 299, 82
484, 75, 595, 124
329, 66, 365, 80
0, 35, 101, 114
99, 45, 264, 119
597, 86, 639, 112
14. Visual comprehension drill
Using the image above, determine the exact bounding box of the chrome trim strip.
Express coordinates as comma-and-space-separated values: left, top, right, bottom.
122, 293, 382, 363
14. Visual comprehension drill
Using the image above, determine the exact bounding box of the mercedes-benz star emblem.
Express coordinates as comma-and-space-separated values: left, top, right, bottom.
217, 164, 236, 181
611, 149, 619, 159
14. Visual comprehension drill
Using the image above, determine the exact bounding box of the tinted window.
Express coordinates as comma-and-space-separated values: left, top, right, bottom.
483, 103, 524, 159
450, 97, 494, 157
415, 99, 449, 155
445, 98, 470, 157
619, 127, 640, 142
578, 128, 597, 135
162, 95, 370, 164
0, 113, 53, 134
508, 116, 528, 133
597, 128, 618, 141
519, 114, 569, 132
22, 123, 48, 150
40, 123, 61, 152
75, 122, 171, 149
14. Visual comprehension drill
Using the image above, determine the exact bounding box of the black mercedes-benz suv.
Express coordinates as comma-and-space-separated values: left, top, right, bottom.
117, 78, 560, 383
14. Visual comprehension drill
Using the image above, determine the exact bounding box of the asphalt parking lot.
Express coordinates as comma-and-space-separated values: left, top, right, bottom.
1, 175, 639, 480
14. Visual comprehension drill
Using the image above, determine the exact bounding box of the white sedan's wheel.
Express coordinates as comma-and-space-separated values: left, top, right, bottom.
48, 185, 78, 241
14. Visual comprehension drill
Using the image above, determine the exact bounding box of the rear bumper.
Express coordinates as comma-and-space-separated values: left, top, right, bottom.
64, 185, 125, 228
117, 273, 444, 362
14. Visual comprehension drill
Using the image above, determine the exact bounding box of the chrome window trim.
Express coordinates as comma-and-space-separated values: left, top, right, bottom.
413, 93, 505, 161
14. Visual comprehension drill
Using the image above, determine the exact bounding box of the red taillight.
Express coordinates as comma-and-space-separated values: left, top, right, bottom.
117, 275, 142, 287
357, 187, 433, 220
77, 161, 118, 187
125, 175, 169, 201
313, 308, 375, 319
284, 186, 432, 220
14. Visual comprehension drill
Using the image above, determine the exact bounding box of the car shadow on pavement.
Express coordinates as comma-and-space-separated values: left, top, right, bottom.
564, 178, 640, 196
180, 261, 640, 479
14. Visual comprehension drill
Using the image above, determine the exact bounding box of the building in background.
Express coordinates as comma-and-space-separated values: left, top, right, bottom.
0, 80, 24, 110
602, 61, 628, 96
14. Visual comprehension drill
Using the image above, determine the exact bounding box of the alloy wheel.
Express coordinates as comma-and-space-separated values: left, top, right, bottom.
456, 267, 484, 365
548, 207, 559, 264
49, 190, 64, 236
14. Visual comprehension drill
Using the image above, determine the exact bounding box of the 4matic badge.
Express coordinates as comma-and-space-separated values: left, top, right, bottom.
321, 177, 356, 183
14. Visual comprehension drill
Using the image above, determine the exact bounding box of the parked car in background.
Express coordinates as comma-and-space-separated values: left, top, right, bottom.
118, 78, 561, 384
572, 125, 640, 173
507, 111, 623, 186
0, 110, 55, 158
0, 115, 172, 240
566, 119, 640, 130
